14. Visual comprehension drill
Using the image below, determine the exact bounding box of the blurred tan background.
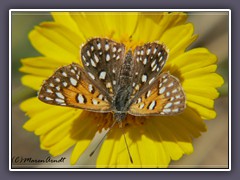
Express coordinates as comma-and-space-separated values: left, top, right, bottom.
11, 11, 229, 168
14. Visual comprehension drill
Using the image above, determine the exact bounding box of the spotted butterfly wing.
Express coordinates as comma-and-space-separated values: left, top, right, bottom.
38, 63, 112, 112
128, 72, 186, 116
81, 38, 125, 95
131, 42, 169, 96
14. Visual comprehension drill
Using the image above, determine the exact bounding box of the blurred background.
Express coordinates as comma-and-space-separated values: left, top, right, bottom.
11, 11, 229, 168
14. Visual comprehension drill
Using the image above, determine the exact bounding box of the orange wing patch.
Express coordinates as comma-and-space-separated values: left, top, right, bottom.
128, 72, 186, 116
38, 63, 112, 113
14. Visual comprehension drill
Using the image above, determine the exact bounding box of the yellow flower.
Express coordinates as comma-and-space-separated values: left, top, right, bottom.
20, 12, 224, 168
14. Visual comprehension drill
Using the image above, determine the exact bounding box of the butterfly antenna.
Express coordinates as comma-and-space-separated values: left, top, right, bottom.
89, 120, 117, 157
120, 123, 133, 164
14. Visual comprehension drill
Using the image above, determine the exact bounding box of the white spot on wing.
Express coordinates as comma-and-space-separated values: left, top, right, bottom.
99, 71, 106, 80
82, 55, 86, 62
146, 90, 151, 98
88, 72, 95, 80
97, 42, 101, 49
105, 44, 110, 51
159, 87, 166, 94
92, 98, 99, 105
91, 59, 96, 67
94, 54, 99, 63
164, 102, 172, 109
56, 92, 65, 99
63, 82, 68, 87
141, 74, 147, 82
135, 84, 140, 90
158, 51, 162, 57
77, 94, 85, 104
98, 94, 104, 100
174, 101, 181, 105
168, 83, 174, 87
149, 77, 155, 84
87, 50, 91, 57
143, 58, 147, 65
148, 101, 156, 110
106, 54, 110, 61
62, 72, 67, 77
45, 97, 53, 101
151, 60, 156, 67
55, 98, 65, 103
172, 108, 179, 113
55, 78, 60, 82
88, 84, 94, 93
176, 95, 181, 99
152, 64, 157, 71
137, 98, 142, 103
46, 89, 53, 93
70, 77, 77, 86
139, 103, 144, 109
172, 89, 178, 93
153, 48, 157, 54
106, 82, 111, 88
147, 48, 151, 55
116, 55, 120, 60
163, 108, 171, 113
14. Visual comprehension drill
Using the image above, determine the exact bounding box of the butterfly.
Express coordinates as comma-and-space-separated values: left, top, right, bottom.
38, 38, 186, 122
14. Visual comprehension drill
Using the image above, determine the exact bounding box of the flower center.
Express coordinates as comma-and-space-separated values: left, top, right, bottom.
91, 112, 146, 132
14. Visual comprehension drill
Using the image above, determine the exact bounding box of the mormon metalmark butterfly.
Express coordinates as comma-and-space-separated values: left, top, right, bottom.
38, 38, 186, 161
38, 38, 186, 119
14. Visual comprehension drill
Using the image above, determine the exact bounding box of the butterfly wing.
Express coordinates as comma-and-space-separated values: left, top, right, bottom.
128, 72, 186, 116
38, 63, 112, 113
81, 38, 126, 95
131, 42, 169, 96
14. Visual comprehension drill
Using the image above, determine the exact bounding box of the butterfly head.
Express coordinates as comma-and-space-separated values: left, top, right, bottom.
113, 112, 127, 123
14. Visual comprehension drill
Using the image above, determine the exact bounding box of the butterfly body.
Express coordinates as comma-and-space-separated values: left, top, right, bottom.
38, 38, 186, 124
112, 50, 134, 122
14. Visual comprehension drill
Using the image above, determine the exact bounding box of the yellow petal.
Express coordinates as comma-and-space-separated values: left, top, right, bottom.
49, 112, 98, 157
23, 105, 74, 132
133, 12, 165, 42
21, 57, 68, 68
96, 129, 120, 168
165, 12, 188, 27
29, 22, 81, 60
186, 94, 214, 109
160, 23, 197, 60
136, 133, 159, 167
70, 12, 110, 39
103, 12, 138, 41
19, 65, 54, 77
168, 48, 217, 74
20, 97, 49, 117
182, 65, 217, 79
49, 135, 77, 156
21, 75, 45, 90
35, 109, 80, 136
184, 87, 220, 99
187, 101, 216, 120
51, 12, 84, 39
70, 140, 93, 165
182, 73, 224, 88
